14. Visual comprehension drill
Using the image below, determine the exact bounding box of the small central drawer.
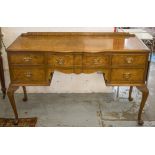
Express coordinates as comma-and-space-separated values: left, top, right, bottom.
11, 67, 46, 84
111, 69, 145, 82
48, 54, 74, 67
9, 52, 45, 65
112, 54, 147, 66
83, 54, 109, 67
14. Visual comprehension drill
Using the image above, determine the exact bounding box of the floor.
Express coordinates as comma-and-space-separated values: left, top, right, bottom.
0, 62, 155, 127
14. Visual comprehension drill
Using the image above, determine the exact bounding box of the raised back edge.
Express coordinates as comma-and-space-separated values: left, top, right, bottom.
21, 32, 135, 37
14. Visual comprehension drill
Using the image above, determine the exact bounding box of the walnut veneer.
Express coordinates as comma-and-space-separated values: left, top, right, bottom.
6, 32, 150, 125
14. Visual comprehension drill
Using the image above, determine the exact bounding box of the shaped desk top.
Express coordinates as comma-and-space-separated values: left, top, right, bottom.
7, 32, 149, 52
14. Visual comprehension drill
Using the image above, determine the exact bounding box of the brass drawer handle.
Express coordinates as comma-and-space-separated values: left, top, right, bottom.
125, 57, 134, 64
123, 73, 131, 80
24, 72, 32, 78
56, 58, 64, 65
23, 56, 32, 62
93, 58, 101, 65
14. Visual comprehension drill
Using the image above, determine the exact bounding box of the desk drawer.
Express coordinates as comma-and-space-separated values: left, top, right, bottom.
83, 55, 109, 67
48, 54, 74, 67
111, 69, 145, 82
112, 54, 147, 66
9, 53, 45, 65
11, 67, 46, 83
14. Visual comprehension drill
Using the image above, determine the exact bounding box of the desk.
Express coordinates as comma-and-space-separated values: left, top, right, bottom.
0, 28, 6, 98
6, 32, 150, 125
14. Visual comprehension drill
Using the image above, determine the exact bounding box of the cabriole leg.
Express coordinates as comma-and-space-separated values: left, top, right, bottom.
0, 54, 6, 99
7, 84, 19, 125
136, 85, 149, 126
22, 86, 28, 102
128, 86, 133, 101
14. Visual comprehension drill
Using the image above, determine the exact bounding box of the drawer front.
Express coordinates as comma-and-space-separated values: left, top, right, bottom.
11, 68, 45, 83
111, 69, 145, 82
83, 55, 109, 67
9, 53, 45, 65
48, 54, 74, 67
112, 54, 147, 66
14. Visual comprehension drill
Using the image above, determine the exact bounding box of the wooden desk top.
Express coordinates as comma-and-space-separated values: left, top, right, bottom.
7, 32, 149, 53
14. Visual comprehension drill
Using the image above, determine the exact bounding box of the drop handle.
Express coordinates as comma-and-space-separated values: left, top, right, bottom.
23, 56, 32, 62
123, 73, 131, 80
125, 57, 134, 64
56, 58, 64, 65
24, 72, 32, 78
93, 58, 101, 64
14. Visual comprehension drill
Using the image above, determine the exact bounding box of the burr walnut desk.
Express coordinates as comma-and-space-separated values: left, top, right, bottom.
6, 32, 150, 125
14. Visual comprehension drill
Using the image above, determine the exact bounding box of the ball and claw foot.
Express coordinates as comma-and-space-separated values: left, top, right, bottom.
128, 97, 133, 102
138, 119, 144, 126
3, 94, 5, 99
14, 119, 19, 125
2, 89, 6, 99
23, 97, 28, 102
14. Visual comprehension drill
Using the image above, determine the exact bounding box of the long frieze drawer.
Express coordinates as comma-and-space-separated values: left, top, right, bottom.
112, 54, 147, 66
83, 55, 109, 67
11, 68, 46, 83
111, 69, 145, 82
48, 54, 74, 67
9, 53, 45, 65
